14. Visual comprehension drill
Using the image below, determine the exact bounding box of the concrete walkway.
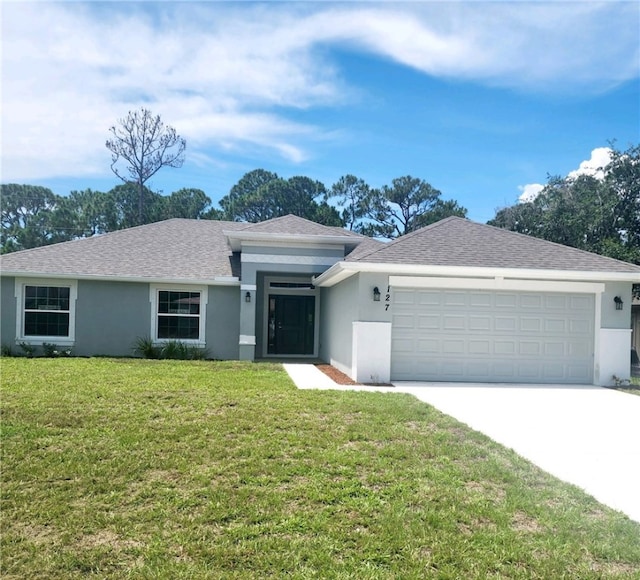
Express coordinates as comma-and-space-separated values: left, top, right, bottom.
284, 364, 640, 523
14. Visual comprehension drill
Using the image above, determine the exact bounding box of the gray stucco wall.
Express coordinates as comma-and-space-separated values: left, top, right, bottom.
2, 277, 242, 358
1, 277, 17, 348
319, 273, 359, 374
600, 281, 634, 329
75, 280, 149, 357
206, 285, 240, 360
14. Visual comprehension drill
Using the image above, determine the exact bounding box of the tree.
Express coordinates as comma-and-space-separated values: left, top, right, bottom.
219, 169, 279, 221
219, 170, 343, 226
106, 108, 186, 225
606, 144, 640, 254
0, 184, 62, 252
53, 189, 111, 238
105, 183, 167, 231
327, 175, 370, 231
489, 143, 640, 265
164, 188, 212, 219
358, 176, 467, 238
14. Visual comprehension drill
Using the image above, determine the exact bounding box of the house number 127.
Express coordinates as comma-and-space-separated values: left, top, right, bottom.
385, 286, 391, 311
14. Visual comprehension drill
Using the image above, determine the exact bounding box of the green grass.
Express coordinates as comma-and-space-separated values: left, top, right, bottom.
618, 375, 640, 396
2, 358, 639, 579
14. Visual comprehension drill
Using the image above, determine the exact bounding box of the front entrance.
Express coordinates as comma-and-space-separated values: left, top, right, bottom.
267, 294, 315, 355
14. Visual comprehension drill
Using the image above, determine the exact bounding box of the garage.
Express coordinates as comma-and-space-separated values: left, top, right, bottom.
391, 287, 595, 383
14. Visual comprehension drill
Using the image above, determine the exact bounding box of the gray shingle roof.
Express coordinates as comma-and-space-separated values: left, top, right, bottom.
0, 219, 246, 281
346, 217, 640, 274
3, 216, 638, 281
235, 214, 357, 236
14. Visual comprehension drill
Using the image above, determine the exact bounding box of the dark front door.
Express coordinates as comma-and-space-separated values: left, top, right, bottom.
268, 295, 315, 355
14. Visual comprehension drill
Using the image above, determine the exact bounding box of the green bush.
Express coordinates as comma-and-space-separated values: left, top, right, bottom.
133, 337, 208, 360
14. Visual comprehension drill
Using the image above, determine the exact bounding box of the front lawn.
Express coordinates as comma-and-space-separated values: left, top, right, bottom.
618, 375, 640, 396
2, 358, 639, 578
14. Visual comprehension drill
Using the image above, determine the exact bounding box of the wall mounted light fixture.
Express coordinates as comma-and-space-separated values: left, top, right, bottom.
614, 296, 623, 310
373, 287, 381, 302
245, 291, 251, 303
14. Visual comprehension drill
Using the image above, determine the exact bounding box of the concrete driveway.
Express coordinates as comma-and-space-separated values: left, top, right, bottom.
393, 382, 640, 523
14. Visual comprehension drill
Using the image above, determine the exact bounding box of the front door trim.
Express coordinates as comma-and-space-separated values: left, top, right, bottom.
261, 276, 320, 358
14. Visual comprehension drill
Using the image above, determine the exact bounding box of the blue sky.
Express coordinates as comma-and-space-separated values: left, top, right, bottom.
2, 1, 639, 223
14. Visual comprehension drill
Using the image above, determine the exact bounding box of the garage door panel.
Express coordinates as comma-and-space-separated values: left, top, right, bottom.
520, 318, 542, 332
470, 293, 492, 307
495, 294, 518, 308
469, 316, 491, 331
568, 341, 591, 357
443, 316, 465, 330
544, 341, 565, 356
491, 341, 514, 355
417, 291, 440, 305
394, 290, 416, 305
521, 295, 543, 308
418, 315, 440, 329
570, 319, 591, 333
469, 340, 491, 354
571, 296, 592, 310
393, 314, 415, 329
495, 317, 517, 331
391, 289, 594, 384
416, 339, 439, 353
545, 295, 567, 309
443, 339, 465, 354
392, 338, 414, 353
519, 341, 540, 356
545, 318, 566, 332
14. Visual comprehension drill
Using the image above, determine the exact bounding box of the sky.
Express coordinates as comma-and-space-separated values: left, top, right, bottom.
1, 1, 639, 223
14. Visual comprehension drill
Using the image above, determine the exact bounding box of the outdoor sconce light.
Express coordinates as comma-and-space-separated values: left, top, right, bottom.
245, 291, 251, 303
373, 287, 381, 302
614, 296, 623, 311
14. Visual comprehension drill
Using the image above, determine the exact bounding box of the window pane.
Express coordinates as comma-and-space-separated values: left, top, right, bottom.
158, 291, 200, 315
157, 316, 199, 340
24, 312, 70, 337
25, 286, 70, 311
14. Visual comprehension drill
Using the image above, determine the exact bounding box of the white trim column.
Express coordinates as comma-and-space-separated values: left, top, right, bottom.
598, 329, 632, 386
239, 283, 257, 360
352, 321, 391, 384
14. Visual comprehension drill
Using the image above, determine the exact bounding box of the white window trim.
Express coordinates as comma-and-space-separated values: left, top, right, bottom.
15, 278, 78, 347
149, 284, 208, 346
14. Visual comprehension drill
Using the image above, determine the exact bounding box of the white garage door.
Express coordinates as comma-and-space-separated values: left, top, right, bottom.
391, 289, 594, 384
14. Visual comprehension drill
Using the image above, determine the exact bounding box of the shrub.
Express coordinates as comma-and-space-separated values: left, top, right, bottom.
133, 336, 161, 359
133, 337, 208, 360
18, 342, 36, 358
42, 343, 72, 357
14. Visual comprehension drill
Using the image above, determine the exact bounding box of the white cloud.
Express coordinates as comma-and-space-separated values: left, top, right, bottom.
518, 147, 614, 202
518, 183, 545, 203
1, 2, 638, 182
567, 147, 612, 180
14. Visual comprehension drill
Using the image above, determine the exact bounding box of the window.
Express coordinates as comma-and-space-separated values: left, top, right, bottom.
150, 285, 207, 344
16, 279, 77, 345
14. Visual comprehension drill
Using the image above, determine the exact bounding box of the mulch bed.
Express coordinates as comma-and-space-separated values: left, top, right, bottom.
314, 364, 393, 387
315, 364, 360, 385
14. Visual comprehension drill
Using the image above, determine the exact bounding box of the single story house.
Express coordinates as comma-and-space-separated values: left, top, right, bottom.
1, 215, 639, 386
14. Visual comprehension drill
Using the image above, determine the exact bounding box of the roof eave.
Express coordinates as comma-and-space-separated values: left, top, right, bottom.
0, 271, 241, 286
313, 262, 640, 287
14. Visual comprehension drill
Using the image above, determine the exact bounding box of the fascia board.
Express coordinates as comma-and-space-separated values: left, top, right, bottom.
389, 275, 605, 294
313, 261, 640, 286
0, 271, 241, 286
